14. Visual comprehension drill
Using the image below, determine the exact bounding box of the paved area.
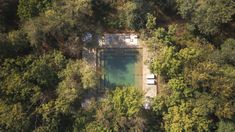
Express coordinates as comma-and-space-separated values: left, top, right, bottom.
99, 34, 140, 48
82, 48, 96, 68
83, 34, 157, 98
142, 44, 157, 98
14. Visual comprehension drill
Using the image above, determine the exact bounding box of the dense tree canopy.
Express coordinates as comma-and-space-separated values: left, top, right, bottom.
146, 25, 235, 131
176, 0, 235, 35
0, 0, 234, 131
18, 0, 53, 21
0, 51, 97, 131
23, 0, 96, 57
85, 87, 145, 131
0, 0, 19, 32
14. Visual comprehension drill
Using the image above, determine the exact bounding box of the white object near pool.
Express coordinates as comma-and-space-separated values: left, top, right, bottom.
143, 102, 151, 110
146, 74, 155, 79
147, 79, 155, 85
99, 34, 138, 46
130, 34, 138, 45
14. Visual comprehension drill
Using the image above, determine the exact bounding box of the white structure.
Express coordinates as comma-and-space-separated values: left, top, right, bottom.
99, 33, 138, 46
146, 73, 156, 85
146, 74, 155, 79
124, 34, 138, 45
146, 79, 155, 85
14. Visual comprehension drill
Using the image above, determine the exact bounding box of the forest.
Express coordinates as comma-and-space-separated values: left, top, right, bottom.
0, 0, 235, 131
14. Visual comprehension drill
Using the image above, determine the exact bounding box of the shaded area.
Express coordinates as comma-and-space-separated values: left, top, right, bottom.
99, 48, 142, 90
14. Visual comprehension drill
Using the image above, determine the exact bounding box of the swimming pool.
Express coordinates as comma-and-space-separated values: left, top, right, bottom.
99, 48, 142, 89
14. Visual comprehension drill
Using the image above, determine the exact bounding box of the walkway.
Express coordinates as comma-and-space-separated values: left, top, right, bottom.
99, 33, 140, 48
142, 44, 157, 98
82, 48, 96, 68
83, 34, 158, 98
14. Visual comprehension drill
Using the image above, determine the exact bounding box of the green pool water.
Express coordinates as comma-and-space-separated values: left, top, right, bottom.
100, 49, 142, 89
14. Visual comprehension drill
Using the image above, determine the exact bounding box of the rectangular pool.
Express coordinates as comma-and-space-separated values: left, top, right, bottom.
99, 48, 142, 89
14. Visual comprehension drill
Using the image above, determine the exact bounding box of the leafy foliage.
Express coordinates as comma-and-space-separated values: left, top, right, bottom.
0, 49, 97, 131
176, 0, 235, 35
0, 0, 19, 32
0, 30, 30, 58
146, 13, 157, 30
217, 120, 235, 132
17, 0, 52, 21
0, 0, 235, 131
148, 26, 235, 131
23, 0, 96, 57
85, 87, 145, 131
220, 39, 235, 65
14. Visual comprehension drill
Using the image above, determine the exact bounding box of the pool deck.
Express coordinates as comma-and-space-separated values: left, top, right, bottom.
82, 34, 157, 98
142, 43, 157, 98
82, 48, 96, 68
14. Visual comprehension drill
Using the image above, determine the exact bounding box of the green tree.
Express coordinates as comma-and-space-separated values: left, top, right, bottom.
0, 30, 30, 59
121, 1, 144, 30
176, 0, 235, 35
146, 13, 157, 30
0, 0, 9, 32
148, 25, 235, 131
86, 87, 145, 131
0, 51, 67, 131
220, 39, 235, 65
17, 0, 52, 21
150, 46, 181, 78
153, 77, 217, 131
23, 0, 96, 57
145, 25, 177, 50
104, 0, 154, 30
217, 120, 235, 132
56, 60, 97, 113
0, 0, 19, 32
163, 93, 216, 131
148, 26, 200, 79
0, 101, 31, 131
